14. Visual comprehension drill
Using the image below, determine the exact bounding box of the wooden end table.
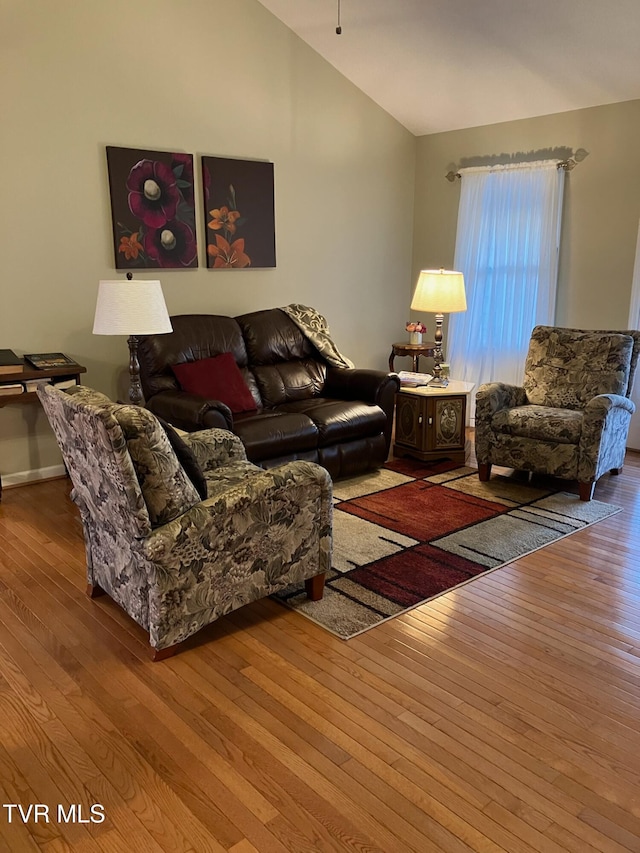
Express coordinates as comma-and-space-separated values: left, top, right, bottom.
0, 360, 86, 500
393, 380, 475, 464
389, 341, 436, 373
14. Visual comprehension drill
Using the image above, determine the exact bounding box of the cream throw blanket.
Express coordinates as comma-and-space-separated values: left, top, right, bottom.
281, 304, 354, 369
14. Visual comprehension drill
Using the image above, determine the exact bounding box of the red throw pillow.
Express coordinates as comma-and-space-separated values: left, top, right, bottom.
171, 352, 257, 414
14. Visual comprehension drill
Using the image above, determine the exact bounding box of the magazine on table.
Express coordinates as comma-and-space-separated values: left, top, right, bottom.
24, 352, 78, 370
397, 370, 433, 387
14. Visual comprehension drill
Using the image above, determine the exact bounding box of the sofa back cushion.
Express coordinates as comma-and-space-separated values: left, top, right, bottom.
523, 326, 634, 410
237, 308, 327, 407
137, 314, 260, 404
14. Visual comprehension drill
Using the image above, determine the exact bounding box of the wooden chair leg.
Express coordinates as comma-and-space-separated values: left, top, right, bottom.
305, 572, 325, 601
149, 642, 183, 662
478, 463, 491, 482
86, 582, 106, 598
578, 481, 595, 502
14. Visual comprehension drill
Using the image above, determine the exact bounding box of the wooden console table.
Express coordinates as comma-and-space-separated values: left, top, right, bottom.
389, 341, 436, 373
0, 360, 86, 500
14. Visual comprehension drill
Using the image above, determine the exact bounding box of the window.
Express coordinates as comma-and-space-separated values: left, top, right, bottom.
448, 161, 565, 420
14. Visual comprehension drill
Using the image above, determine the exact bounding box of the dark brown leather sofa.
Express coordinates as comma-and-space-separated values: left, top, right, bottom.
137, 308, 399, 479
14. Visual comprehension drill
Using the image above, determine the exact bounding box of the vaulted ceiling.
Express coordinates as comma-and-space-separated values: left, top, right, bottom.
257, 0, 640, 136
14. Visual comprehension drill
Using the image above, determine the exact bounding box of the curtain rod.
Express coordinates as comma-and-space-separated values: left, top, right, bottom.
445, 149, 588, 182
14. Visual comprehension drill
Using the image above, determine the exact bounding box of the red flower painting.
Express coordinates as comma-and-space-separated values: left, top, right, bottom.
107, 146, 198, 269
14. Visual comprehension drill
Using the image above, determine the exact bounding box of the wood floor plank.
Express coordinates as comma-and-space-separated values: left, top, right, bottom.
1, 449, 640, 851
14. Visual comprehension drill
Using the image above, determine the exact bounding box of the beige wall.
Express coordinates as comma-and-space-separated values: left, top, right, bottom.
0, 0, 415, 483
5, 2, 639, 486
412, 100, 640, 340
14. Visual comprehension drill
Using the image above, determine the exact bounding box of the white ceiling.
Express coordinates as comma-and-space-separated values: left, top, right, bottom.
256, 0, 640, 136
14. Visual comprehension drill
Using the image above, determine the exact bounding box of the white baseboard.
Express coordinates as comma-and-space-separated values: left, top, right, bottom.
2, 464, 67, 489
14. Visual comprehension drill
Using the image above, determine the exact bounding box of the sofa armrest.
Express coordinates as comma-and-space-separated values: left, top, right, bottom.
181, 428, 247, 470
146, 390, 233, 432
324, 367, 399, 450
324, 367, 400, 406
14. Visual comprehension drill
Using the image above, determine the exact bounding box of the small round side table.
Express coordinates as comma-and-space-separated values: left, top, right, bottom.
389, 341, 436, 373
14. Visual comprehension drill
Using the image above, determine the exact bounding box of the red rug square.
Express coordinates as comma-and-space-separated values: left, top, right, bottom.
339, 480, 506, 540
347, 543, 486, 606
384, 457, 461, 478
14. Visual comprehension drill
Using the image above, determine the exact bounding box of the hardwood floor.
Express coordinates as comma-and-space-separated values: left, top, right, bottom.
1, 448, 640, 852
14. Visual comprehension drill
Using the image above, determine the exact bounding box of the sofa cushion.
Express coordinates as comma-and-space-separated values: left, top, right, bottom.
237, 308, 326, 406
523, 326, 634, 410
138, 313, 250, 399
112, 405, 201, 526
491, 404, 583, 445
237, 308, 316, 363
252, 360, 327, 407
171, 352, 258, 414
279, 398, 387, 447
232, 411, 318, 463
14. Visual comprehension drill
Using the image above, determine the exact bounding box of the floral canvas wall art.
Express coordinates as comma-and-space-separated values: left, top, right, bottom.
106, 146, 198, 269
202, 156, 276, 269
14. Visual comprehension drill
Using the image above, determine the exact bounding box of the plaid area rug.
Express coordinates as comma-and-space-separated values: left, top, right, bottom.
274, 458, 622, 639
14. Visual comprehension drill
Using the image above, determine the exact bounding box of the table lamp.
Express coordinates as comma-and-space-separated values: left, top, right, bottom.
410, 268, 466, 387
93, 275, 172, 405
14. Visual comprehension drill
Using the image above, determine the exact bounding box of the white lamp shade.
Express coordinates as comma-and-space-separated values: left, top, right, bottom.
411, 269, 467, 314
93, 279, 173, 335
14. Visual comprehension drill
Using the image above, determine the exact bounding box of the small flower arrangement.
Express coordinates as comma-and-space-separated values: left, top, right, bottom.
405, 321, 427, 333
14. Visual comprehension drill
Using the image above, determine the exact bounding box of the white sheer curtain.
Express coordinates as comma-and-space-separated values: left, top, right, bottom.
626, 219, 640, 450
448, 161, 565, 420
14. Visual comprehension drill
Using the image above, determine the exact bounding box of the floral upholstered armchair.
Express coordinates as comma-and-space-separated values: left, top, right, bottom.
38, 384, 332, 659
475, 326, 640, 501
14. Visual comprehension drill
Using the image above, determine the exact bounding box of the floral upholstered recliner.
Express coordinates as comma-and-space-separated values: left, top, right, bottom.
475, 326, 640, 501
38, 384, 332, 659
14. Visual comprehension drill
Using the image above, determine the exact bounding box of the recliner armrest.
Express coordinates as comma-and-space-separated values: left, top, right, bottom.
583, 393, 635, 419
579, 393, 636, 483
475, 382, 527, 415
143, 459, 332, 565
580, 392, 635, 445
146, 390, 233, 432
181, 428, 247, 470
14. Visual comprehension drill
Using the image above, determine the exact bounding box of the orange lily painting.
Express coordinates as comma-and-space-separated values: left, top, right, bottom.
202, 156, 276, 269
